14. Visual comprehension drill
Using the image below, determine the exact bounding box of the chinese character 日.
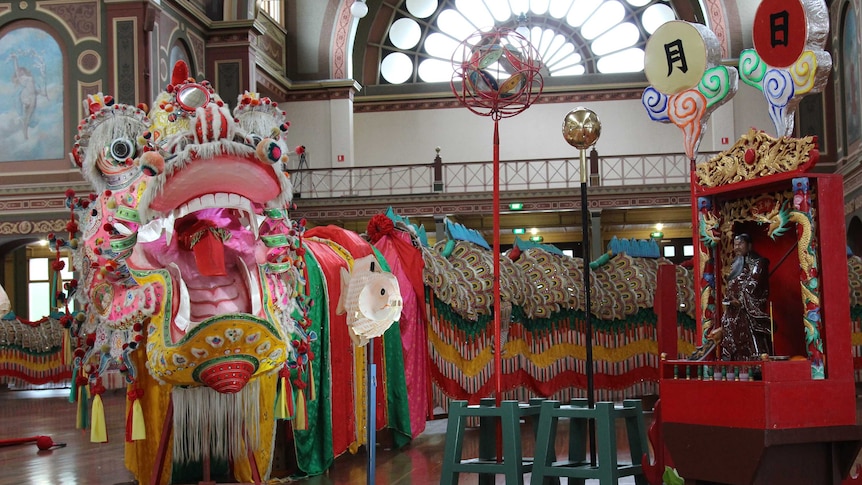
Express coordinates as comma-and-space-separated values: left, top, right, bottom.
770, 10, 789, 48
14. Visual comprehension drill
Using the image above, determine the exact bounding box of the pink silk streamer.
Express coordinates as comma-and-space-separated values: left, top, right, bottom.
374, 230, 429, 437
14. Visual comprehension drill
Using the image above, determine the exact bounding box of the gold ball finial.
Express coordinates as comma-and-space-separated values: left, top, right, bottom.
562, 107, 601, 149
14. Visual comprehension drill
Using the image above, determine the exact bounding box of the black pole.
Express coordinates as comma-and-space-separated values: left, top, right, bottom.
367, 341, 376, 484
580, 148, 597, 467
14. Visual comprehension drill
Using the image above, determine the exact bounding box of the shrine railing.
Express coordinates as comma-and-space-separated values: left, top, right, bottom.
287, 152, 717, 198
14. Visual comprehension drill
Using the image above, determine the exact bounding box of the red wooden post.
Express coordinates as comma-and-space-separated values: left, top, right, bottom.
656, 263, 679, 359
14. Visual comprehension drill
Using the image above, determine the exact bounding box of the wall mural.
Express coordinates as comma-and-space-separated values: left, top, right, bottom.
0, 26, 63, 162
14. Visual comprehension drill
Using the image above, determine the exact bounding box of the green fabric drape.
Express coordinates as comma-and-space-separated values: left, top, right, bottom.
292, 246, 334, 476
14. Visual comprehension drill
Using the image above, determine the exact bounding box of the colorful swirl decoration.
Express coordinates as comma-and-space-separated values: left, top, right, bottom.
642, 21, 738, 160
739, 0, 831, 137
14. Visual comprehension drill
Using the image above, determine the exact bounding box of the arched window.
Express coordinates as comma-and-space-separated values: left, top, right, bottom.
375, 0, 677, 85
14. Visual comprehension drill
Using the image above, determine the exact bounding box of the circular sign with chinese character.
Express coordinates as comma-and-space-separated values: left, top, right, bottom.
753, 0, 806, 68
645, 21, 712, 95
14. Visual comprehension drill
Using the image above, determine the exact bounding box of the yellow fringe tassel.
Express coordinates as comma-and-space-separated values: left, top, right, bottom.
90, 394, 108, 443
294, 389, 308, 431
62, 330, 72, 366
274, 377, 289, 420
131, 399, 146, 441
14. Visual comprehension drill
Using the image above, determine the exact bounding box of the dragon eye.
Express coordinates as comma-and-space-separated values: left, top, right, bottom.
247, 134, 263, 147
109, 138, 136, 161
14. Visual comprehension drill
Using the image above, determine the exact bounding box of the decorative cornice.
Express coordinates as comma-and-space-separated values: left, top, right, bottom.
0, 182, 93, 217
354, 88, 644, 113
0, 218, 67, 236
0, 196, 69, 216
282, 82, 359, 102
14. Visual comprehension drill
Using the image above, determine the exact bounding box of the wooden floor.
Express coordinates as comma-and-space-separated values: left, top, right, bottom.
0, 386, 645, 485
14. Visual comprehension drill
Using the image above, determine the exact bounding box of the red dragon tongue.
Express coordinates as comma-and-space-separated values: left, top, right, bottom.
178, 218, 227, 276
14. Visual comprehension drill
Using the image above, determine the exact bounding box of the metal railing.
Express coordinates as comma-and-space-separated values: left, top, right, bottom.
288, 152, 715, 198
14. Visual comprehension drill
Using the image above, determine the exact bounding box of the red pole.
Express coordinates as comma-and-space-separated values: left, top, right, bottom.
493, 119, 503, 462
493, 120, 502, 403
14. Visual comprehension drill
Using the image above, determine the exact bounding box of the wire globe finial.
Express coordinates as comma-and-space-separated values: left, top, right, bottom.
451, 28, 544, 120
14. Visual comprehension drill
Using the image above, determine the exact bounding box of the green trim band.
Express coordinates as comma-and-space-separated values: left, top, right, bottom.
264, 208, 286, 219
110, 233, 138, 252
115, 206, 141, 223
264, 262, 293, 273
261, 234, 289, 247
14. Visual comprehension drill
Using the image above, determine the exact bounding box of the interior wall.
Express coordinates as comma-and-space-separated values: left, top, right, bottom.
293, 94, 774, 168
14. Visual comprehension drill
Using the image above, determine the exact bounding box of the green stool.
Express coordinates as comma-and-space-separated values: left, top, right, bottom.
530, 399, 649, 485
440, 398, 545, 485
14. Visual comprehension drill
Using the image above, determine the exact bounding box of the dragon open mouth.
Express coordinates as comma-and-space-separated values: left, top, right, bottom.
129, 155, 286, 343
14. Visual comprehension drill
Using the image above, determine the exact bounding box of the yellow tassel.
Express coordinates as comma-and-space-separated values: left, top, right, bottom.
90, 394, 108, 443
308, 361, 316, 401
294, 389, 307, 431
131, 399, 146, 441
62, 330, 72, 366
274, 377, 288, 420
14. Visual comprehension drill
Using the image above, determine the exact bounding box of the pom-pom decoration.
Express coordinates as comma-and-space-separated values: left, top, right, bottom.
366, 213, 395, 243
256, 138, 282, 164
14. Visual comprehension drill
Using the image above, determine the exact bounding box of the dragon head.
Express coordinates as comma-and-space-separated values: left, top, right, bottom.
70, 61, 307, 393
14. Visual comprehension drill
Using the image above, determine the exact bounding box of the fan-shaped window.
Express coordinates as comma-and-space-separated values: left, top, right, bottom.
375, 0, 677, 85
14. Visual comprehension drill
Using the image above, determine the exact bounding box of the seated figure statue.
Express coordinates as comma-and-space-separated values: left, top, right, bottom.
717, 233, 773, 361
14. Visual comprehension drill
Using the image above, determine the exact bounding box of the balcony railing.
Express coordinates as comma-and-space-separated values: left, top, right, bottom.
288, 152, 716, 198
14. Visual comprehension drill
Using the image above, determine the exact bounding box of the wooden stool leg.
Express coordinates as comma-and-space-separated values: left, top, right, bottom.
595, 402, 618, 484
623, 399, 650, 485
501, 401, 523, 484
478, 398, 497, 485
530, 400, 560, 485
568, 398, 589, 465
441, 401, 468, 485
